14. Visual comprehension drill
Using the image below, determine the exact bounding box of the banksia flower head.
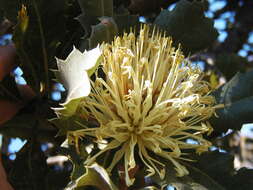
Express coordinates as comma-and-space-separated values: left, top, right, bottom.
67, 25, 218, 186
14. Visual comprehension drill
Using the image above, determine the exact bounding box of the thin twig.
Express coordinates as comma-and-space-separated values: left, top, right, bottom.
32, 0, 49, 96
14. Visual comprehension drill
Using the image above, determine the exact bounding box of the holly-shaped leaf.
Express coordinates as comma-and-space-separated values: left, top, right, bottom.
88, 17, 118, 48
76, 0, 139, 49
76, 0, 113, 39
154, 0, 218, 54
54, 46, 101, 117
70, 163, 118, 190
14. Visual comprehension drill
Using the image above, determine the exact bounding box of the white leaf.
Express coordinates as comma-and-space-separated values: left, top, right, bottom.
54, 46, 101, 116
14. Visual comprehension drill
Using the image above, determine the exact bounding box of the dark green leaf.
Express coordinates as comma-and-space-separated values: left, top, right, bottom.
79, 13, 139, 49
58, 144, 87, 181
0, 98, 57, 141
211, 96, 253, 133
88, 17, 118, 48
50, 115, 86, 136
128, 0, 178, 15
211, 70, 253, 132
77, 2, 139, 49
0, 0, 20, 22
0, 113, 57, 141
213, 70, 253, 105
77, 0, 113, 17
191, 151, 234, 189
215, 53, 248, 80
151, 158, 225, 190
12, 0, 68, 93
154, 0, 218, 54
0, 113, 37, 138
113, 13, 139, 35
76, 0, 113, 40
227, 168, 253, 190
76, 13, 98, 38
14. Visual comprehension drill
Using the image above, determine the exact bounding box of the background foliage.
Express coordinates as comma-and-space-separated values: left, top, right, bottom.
0, 0, 253, 189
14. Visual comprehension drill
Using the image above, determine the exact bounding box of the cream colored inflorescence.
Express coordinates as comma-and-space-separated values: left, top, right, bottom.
75, 25, 218, 186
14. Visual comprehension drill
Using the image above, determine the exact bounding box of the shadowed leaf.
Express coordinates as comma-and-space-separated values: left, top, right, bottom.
211, 70, 253, 133
77, 0, 113, 17
58, 144, 87, 181
154, 0, 218, 54
227, 168, 253, 190
77, 1, 139, 49
191, 151, 234, 189
113, 12, 139, 35
213, 70, 253, 105
12, 0, 68, 93
151, 158, 225, 190
211, 96, 253, 133
88, 17, 118, 48
128, 0, 178, 15
50, 115, 87, 136
0, 0, 20, 22
72, 163, 118, 190
215, 53, 248, 80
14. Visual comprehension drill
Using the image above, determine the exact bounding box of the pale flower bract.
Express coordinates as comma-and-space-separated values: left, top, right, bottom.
54, 46, 101, 117
65, 25, 218, 186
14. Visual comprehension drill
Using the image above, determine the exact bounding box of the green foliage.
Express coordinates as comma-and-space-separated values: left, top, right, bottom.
59, 144, 87, 181
216, 53, 248, 80
211, 70, 253, 133
154, 0, 218, 54
227, 168, 253, 190
0, 0, 20, 22
77, 0, 139, 49
0, 99, 57, 142
191, 151, 234, 189
69, 164, 118, 190
50, 115, 87, 136
8, 142, 69, 190
1, 0, 253, 189
88, 17, 118, 48
151, 157, 225, 190
12, 0, 68, 93
8, 142, 47, 190
78, 0, 113, 17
